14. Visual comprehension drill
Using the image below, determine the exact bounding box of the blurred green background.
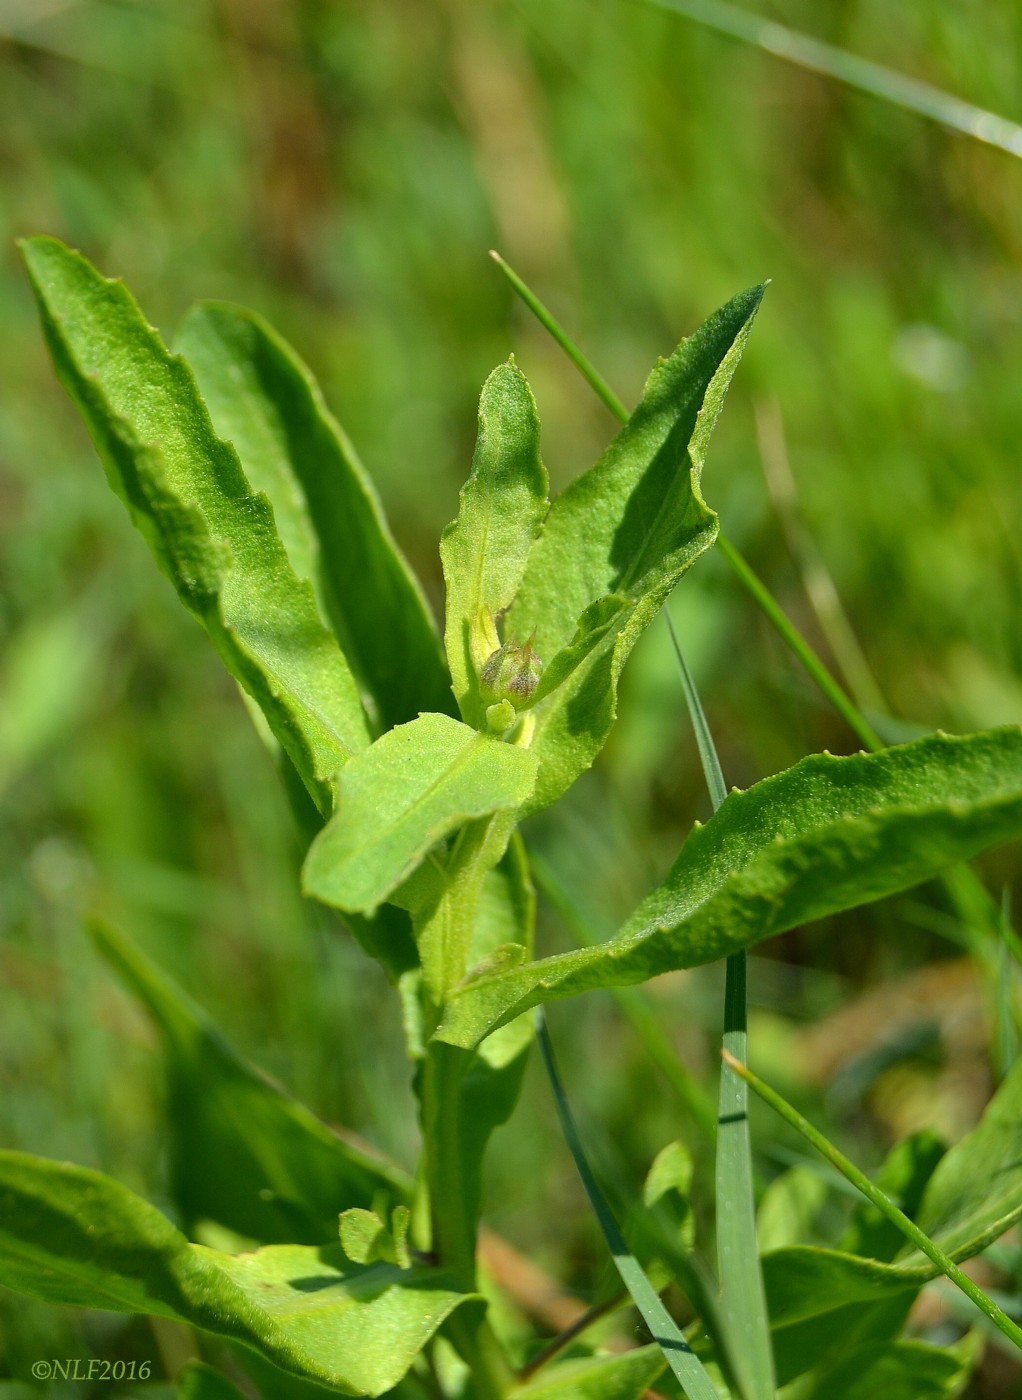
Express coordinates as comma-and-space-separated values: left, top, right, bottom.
2, 0, 1021, 1392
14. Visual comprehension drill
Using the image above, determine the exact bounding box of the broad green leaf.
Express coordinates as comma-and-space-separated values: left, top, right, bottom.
437, 728, 1022, 1046
838, 1129, 946, 1263
755, 1165, 829, 1254
439, 359, 548, 726
791, 1337, 977, 1400
504, 286, 763, 812
178, 1363, 249, 1400
93, 921, 410, 1245
303, 713, 537, 915
177, 303, 451, 731
510, 1347, 666, 1399
643, 1141, 696, 1254
0, 1152, 477, 1397
763, 1246, 929, 1329
772, 1292, 916, 1390
235, 687, 418, 981
21, 236, 370, 812
766, 1061, 1022, 1381
909, 1052, 1022, 1262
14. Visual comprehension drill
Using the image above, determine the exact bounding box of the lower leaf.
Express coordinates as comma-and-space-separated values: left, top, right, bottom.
511, 1347, 666, 1398
0, 1152, 478, 1396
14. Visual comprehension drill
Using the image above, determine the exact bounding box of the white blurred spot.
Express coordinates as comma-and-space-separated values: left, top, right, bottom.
891, 323, 968, 393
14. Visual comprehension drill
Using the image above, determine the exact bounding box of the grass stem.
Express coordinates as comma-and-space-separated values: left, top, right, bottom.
723, 1049, 1022, 1353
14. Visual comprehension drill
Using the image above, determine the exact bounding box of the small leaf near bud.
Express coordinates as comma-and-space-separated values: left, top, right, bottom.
485, 699, 517, 735
479, 637, 542, 707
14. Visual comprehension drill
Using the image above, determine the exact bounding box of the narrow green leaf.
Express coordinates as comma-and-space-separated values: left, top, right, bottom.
505, 286, 763, 812
666, 617, 774, 1398
0, 1151, 478, 1397
437, 728, 1022, 1046
303, 713, 536, 915
440, 360, 548, 725
536, 1012, 722, 1400
21, 236, 370, 811
92, 922, 410, 1245
177, 303, 451, 730
509, 1346, 666, 1399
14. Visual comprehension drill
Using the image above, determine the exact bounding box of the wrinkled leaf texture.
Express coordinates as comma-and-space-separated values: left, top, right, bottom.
21, 236, 370, 813
439, 728, 1022, 1046
177, 303, 450, 732
507, 285, 763, 813
0, 1152, 476, 1397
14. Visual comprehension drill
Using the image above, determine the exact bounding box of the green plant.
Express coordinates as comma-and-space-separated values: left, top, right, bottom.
3, 234, 1022, 1398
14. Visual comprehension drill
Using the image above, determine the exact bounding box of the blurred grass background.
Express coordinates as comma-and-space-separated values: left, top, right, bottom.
1, 0, 1021, 1392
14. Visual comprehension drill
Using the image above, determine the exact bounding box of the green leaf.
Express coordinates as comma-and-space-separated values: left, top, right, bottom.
753, 1051, 1022, 1385
303, 713, 537, 915
643, 1141, 696, 1254
456, 832, 537, 1226
437, 727, 1022, 1046
905, 1053, 1022, 1264
21, 236, 370, 813
440, 359, 548, 726
178, 1363, 249, 1400
837, 1129, 946, 1263
504, 286, 763, 812
177, 303, 451, 731
765, 1060, 1022, 1381
0, 1151, 477, 1397
92, 921, 410, 1245
795, 1337, 977, 1400
756, 1164, 830, 1254
510, 1347, 666, 1399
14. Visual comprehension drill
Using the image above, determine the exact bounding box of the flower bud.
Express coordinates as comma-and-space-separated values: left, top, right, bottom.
479, 638, 542, 707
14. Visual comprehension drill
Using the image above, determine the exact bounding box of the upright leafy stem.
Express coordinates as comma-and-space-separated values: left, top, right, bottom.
16, 238, 1022, 1400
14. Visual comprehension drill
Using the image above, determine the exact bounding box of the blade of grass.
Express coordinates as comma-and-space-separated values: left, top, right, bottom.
722, 1049, 1022, 1352
489, 251, 629, 423
665, 613, 774, 1400
645, 0, 1022, 161
535, 1009, 722, 1400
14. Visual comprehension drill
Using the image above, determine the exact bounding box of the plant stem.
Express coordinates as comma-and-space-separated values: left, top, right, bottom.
412, 825, 523, 1398
723, 1050, 1022, 1353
